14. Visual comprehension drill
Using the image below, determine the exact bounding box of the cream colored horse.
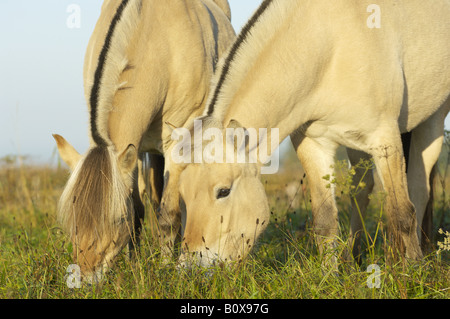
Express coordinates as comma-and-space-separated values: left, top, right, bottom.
162, 0, 450, 267
53, 0, 235, 281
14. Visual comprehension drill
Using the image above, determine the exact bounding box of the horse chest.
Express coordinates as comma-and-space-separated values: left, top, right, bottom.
302, 121, 369, 151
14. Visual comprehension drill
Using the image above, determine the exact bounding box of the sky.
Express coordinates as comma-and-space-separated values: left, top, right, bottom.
0, 1, 449, 164
0, 0, 263, 163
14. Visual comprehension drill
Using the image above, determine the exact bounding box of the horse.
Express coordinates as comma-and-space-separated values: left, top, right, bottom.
53, 0, 235, 281
160, 0, 450, 268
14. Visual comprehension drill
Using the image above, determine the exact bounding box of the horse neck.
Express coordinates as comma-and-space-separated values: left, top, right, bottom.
209, 0, 330, 149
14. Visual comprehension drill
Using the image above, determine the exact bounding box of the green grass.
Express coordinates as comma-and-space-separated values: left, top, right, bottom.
0, 147, 449, 299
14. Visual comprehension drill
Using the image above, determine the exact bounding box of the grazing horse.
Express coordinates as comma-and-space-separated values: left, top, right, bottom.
161, 0, 450, 267
53, 0, 235, 281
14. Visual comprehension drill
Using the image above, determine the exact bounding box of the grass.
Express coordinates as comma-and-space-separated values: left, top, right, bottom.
0, 141, 449, 299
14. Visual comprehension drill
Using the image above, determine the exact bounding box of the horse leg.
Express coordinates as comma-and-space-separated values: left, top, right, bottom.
138, 153, 164, 206
421, 166, 435, 253
138, 153, 147, 202
291, 132, 340, 270
129, 168, 145, 259
406, 106, 448, 252
137, 153, 165, 241
346, 149, 375, 263
148, 154, 165, 207
368, 126, 422, 260
157, 161, 183, 261
147, 154, 165, 239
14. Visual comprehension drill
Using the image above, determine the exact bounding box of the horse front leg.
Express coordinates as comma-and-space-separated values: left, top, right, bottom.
138, 153, 165, 207
157, 164, 183, 262
138, 153, 165, 240
368, 127, 423, 261
128, 168, 146, 260
291, 132, 340, 271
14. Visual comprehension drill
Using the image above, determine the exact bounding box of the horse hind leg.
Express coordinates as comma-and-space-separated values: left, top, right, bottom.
421, 166, 435, 253
401, 131, 434, 253
406, 106, 448, 253
346, 149, 375, 264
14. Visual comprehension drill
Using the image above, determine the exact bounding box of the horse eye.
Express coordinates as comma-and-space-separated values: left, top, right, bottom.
216, 188, 231, 199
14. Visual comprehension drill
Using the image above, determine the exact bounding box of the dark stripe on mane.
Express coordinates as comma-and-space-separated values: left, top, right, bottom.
206, 0, 274, 116
90, 0, 131, 147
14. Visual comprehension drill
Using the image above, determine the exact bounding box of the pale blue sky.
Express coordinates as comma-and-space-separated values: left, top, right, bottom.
0, 1, 449, 163
0, 0, 263, 162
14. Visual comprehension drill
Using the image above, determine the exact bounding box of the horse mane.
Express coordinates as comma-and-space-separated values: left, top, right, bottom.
57, 146, 131, 247
88, 0, 143, 146
205, 0, 298, 119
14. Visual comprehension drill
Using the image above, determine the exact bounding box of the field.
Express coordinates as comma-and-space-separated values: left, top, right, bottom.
0, 139, 449, 300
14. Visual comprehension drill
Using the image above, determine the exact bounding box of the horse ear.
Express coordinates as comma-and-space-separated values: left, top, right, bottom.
119, 144, 138, 174
166, 121, 189, 144
226, 119, 247, 145
226, 119, 253, 158
52, 134, 82, 170
165, 121, 178, 132
227, 119, 244, 129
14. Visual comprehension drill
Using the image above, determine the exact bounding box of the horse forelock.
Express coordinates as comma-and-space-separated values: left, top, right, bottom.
58, 146, 132, 246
